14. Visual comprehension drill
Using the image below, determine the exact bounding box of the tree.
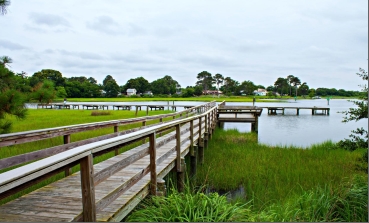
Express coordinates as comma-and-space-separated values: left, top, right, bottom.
31, 69, 65, 87
214, 73, 224, 97
237, 80, 257, 95
0, 57, 27, 134
299, 82, 309, 97
274, 77, 288, 97
291, 76, 301, 97
30, 80, 56, 104
122, 77, 150, 94
151, 76, 178, 95
0, 0, 10, 15
222, 77, 238, 95
286, 75, 295, 96
103, 75, 120, 98
337, 67, 368, 151
196, 71, 214, 92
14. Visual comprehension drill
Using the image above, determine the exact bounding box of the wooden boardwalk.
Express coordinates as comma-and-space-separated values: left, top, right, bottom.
0, 102, 217, 222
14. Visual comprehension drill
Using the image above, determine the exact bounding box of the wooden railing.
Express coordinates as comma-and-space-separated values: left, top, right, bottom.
0, 102, 215, 172
0, 101, 217, 221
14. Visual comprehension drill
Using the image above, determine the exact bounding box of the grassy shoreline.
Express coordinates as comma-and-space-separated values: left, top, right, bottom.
195, 129, 367, 210
51, 95, 360, 103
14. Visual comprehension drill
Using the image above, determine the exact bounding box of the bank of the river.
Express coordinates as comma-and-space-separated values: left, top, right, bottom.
53, 95, 360, 103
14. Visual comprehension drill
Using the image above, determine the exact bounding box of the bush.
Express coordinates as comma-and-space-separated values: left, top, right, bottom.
126, 187, 251, 222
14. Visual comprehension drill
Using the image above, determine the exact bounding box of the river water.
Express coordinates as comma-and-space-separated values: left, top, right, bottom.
27, 99, 366, 147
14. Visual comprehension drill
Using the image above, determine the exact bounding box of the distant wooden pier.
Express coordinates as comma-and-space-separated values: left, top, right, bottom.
261, 106, 330, 115
217, 102, 263, 132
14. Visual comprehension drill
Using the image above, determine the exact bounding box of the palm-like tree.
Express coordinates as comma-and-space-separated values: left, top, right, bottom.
0, 56, 12, 67
214, 73, 224, 97
291, 77, 301, 97
0, 0, 10, 15
286, 75, 294, 96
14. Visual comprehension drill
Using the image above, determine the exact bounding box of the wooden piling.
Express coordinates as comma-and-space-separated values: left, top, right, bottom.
177, 157, 185, 193
157, 178, 166, 197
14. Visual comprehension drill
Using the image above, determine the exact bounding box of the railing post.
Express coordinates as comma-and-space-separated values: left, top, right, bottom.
80, 154, 96, 222
146, 106, 149, 116
142, 121, 147, 143
63, 135, 72, 176
114, 125, 119, 155
149, 133, 157, 196
175, 124, 181, 172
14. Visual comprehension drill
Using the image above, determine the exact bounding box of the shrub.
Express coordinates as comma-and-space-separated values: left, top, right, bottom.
91, 111, 111, 116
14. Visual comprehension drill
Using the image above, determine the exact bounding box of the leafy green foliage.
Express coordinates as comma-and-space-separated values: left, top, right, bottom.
0, 57, 28, 134
30, 80, 56, 103
337, 67, 368, 151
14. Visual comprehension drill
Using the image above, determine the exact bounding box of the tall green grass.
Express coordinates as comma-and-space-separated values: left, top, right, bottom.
126, 175, 367, 222
126, 184, 252, 222
195, 128, 367, 210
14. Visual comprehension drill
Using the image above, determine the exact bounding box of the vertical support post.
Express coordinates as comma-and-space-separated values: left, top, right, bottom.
80, 154, 96, 222
176, 124, 181, 172
297, 108, 299, 115
157, 178, 166, 197
149, 133, 157, 196
190, 145, 197, 178
146, 106, 149, 116
64, 135, 71, 144
135, 106, 138, 117
177, 157, 185, 192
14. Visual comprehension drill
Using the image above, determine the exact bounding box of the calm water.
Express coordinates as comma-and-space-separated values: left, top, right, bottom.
27, 99, 366, 147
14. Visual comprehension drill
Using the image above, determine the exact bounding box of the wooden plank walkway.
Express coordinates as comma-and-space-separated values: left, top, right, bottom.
0, 102, 217, 222
0, 121, 203, 221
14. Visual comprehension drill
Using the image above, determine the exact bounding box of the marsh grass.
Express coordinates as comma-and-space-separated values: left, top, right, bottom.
125, 181, 252, 222
196, 128, 367, 210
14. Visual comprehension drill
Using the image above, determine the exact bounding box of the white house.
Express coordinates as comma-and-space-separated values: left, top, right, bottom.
126, 88, 137, 96
253, 88, 268, 96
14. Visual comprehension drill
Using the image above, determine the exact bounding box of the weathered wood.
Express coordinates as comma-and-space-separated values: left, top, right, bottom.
175, 124, 181, 172
149, 133, 157, 196
157, 178, 166, 196
93, 148, 149, 186
190, 145, 197, 178
79, 154, 96, 222
0, 102, 218, 222
177, 158, 185, 192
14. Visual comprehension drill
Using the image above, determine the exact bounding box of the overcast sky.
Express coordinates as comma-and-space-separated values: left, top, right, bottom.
1, 0, 367, 90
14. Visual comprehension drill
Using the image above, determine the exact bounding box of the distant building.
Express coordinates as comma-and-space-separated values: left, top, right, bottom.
127, 88, 137, 96
253, 88, 268, 96
143, 91, 153, 96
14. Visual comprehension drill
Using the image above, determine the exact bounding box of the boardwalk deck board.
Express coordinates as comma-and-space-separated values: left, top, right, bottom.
0, 119, 202, 222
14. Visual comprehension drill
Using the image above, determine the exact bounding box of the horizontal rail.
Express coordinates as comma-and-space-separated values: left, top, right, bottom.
0, 102, 212, 147
0, 101, 217, 221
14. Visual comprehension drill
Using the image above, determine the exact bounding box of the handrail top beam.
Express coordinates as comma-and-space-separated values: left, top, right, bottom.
0, 104, 216, 188
0, 101, 215, 141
